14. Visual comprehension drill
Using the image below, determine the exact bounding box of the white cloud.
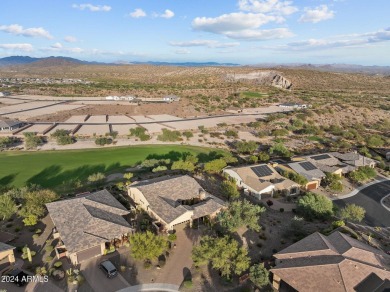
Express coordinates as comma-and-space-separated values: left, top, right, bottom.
174, 49, 190, 54
51, 42, 63, 49
0, 43, 34, 52
72, 4, 111, 12
299, 5, 334, 23
0, 24, 53, 39
238, 0, 298, 15
279, 27, 390, 50
64, 36, 77, 43
224, 28, 294, 40
129, 8, 146, 18
192, 12, 292, 40
160, 9, 175, 19
170, 40, 240, 48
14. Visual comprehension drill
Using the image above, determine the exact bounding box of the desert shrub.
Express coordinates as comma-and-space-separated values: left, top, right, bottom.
224, 129, 238, 138
158, 129, 182, 142
95, 137, 112, 146
54, 261, 63, 268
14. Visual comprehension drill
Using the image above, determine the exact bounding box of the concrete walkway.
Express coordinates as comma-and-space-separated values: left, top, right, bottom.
331, 176, 390, 201
117, 283, 180, 292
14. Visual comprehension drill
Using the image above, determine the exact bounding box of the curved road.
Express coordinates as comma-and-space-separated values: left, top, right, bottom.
333, 180, 390, 227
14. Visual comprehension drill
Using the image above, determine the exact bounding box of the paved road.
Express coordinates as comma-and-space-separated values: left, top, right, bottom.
333, 180, 390, 227
81, 253, 130, 292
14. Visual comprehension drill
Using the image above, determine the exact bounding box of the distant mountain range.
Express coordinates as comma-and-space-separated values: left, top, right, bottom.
1, 56, 390, 74
0, 56, 239, 67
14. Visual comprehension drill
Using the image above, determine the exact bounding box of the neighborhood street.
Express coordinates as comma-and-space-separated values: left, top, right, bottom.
333, 180, 390, 227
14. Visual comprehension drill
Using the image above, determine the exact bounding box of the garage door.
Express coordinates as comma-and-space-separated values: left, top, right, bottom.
307, 182, 317, 190
173, 220, 189, 231
76, 245, 101, 263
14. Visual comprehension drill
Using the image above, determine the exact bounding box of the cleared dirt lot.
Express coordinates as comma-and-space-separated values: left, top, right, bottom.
76, 124, 110, 136
86, 115, 107, 123
47, 124, 78, 135
0, 101, 58, 114
21, 124, 51, 134
140, 123, 169, 133
107, 115, 135, 123
111, 124, 138, 135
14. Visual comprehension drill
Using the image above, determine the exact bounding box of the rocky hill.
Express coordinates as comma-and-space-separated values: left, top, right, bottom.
226, 71, 292, 89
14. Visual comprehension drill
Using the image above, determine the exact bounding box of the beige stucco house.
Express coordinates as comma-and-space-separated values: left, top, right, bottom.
46, 190, 134, 265
128, 175, 226, 231
223, 164, 300, 200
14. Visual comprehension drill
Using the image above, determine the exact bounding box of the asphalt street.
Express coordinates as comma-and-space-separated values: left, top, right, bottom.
333, 180, 390, 227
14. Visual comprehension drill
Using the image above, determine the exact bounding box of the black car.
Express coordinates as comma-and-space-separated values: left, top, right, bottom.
99, 260, 118, 278
7, 269, 28, 287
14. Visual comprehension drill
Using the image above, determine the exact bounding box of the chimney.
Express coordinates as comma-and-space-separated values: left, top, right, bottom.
199, 189, 206, 200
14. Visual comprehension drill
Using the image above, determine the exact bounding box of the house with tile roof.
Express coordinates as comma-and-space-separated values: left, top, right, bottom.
330, 152, 377, 168
46, 190, 134, 265
128, 175, 226, 231
223, 164, 300, 200
270, 231, 390, 292
286, 161, 326, 190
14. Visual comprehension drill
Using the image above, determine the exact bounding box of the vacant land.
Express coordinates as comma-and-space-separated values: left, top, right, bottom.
0, 145, 225, 189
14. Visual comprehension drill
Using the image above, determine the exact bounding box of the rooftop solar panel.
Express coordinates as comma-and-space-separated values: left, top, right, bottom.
300, 162, 317, 171
251, 165, 273, 177
311, 154, 331, 161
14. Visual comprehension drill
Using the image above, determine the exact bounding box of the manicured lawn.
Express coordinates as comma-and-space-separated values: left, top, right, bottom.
0, 145, 226, 189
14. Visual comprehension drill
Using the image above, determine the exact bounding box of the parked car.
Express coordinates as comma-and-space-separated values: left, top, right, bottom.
6, 269, 28, 287
99, 260, 118, 278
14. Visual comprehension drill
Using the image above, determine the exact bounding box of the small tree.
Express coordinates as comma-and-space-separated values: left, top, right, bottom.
23, 132, 42, 149
297, 192, 334, 220
171, 160, 196, 172
130, 231, 167, 262
192, 236, 250, 280
0, 195, 17, 220
324, 173, 343, 193
217, 200, 265, 232
339, 204, 366, 222
204, 159, 227, 173
220, 180, 240, 201
258, 152, 270, 162
249, 264, 269, 288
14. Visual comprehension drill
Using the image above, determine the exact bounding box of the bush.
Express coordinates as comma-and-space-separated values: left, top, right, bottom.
157, 129, 182, 142
266, 200, 273, 206
35, 229, 42, 234
280, 208, 284, 213
95, 137, 112, 146
297, 192, 334, 220
32, 234, 39, 239
168, 234, 177, 241
182, 131, 193, 139
54, 261, 63, 268
224, 129, 238, 138
143, 261, 152, 270
45, 256, 53, 263
332, 220, 345, 229
45, 245, 54, 253
349, 166, 376, 183
183, 280, 193, 288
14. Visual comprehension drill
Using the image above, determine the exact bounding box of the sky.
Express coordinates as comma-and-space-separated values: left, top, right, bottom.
0, 0, 390, 65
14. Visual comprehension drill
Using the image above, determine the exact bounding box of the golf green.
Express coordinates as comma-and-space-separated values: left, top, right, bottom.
0, 145, 225, 189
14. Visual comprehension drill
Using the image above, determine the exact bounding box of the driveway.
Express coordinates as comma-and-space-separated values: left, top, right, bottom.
81, 252, 130, 292
154, 228, 201, 286
333, 180, 390, 227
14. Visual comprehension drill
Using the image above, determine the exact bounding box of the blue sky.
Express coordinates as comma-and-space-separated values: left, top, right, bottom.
0, 0, 389, 65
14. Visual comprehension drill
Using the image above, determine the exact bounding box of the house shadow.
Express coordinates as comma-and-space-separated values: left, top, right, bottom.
0, 173, 17, 187
26, 163, 122, 190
